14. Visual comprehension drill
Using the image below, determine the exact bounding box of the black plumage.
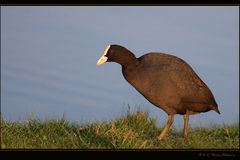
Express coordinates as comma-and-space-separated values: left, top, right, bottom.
96, 44, 220, 140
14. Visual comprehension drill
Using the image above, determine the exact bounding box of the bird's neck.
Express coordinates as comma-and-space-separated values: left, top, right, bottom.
121, 58, 139, 68
116, 52, 140, 68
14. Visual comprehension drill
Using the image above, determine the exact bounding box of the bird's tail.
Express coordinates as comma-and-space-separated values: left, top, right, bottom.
214, 107, 221, 114
210, 104, 221, 114
210, 102, 220, 114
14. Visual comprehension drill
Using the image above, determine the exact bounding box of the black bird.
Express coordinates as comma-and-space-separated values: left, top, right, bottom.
96, 44, 220, 140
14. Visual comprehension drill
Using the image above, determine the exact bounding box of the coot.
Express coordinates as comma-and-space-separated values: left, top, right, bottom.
96, 44, 220, 140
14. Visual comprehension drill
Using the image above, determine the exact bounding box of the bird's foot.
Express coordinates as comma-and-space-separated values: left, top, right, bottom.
158, 134, 167, 140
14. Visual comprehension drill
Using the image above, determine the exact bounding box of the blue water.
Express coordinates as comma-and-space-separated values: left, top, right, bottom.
1, 7, 239, 128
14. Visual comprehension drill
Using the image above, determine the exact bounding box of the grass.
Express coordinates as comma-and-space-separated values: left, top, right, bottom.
1, 111, 239, 149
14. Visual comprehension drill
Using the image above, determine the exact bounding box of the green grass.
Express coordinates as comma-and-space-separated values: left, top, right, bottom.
1, 111, 239, 149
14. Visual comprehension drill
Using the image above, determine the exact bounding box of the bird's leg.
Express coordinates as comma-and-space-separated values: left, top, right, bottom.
183, 114, 189, 138
159, 115, 174, 140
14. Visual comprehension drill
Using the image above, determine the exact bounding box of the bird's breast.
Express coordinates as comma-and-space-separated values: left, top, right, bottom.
122, 67, 178, 107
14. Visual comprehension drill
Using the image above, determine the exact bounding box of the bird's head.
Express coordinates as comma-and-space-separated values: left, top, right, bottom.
96, 44, 138, 67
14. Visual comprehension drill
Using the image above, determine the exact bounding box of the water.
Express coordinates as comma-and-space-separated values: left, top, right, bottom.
1, 6, 239, 128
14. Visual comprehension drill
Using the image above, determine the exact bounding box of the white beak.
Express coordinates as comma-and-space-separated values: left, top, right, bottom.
96, 55, 108, 66
96, 45, 111, 66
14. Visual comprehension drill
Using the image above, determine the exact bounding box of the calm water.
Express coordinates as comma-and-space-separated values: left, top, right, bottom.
1, 7, 239, 128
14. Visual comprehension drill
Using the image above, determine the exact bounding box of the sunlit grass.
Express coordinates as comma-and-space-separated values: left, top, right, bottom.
1, 111, 239, 149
